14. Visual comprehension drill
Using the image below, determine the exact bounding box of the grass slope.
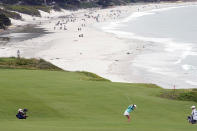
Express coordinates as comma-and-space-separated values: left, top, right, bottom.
0, 69, 196, 131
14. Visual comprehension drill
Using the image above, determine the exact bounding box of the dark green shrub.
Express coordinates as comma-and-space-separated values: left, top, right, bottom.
53, 5, 61, 11
0, 9, 22, 20
178, 92, 197, 102
0, 13, 11, 29
160, 90, 197, 103
4, 5, 41, 16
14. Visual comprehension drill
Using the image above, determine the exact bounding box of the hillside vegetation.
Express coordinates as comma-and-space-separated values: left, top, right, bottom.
3, 5, 51, 16
1, 0, 184, 9
0, 57, 62, 70
160, 89, 197, 102
0, 9, 21, 20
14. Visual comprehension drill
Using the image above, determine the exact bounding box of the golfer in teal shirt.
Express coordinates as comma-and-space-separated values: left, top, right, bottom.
123, 104, 137, 122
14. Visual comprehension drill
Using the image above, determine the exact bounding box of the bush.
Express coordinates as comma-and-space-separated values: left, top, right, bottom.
0, 9, 22, 20
78, 2, 99, 9
160, 90, 197, 103
59, 4, 79, 10
178, 91, 197, 102
4, 5, 41, 16
0, 13, 11, 29
53, 5, 61, 11
16, 58, 34, 65
34, 6, 51, 13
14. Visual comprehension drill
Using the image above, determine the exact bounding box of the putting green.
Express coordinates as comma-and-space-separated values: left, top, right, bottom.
0, 69, 196, 131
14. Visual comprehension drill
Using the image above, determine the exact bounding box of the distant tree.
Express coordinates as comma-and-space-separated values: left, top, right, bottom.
0, 0, 181, 9
97, 0, 109, 7
21, 0, 44, 5
54, 0, 80, 4
1, 0, 20, 4
97, 0, 119, 7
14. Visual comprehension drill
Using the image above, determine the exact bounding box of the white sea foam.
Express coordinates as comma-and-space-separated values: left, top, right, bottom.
101, 10, 157, 31
103, 29, 169, 43
121, 11, 155, 23
149, 5, 187, 13
132, 62, 172, 76
103, 29, 192, 65
103, 16, 194, 66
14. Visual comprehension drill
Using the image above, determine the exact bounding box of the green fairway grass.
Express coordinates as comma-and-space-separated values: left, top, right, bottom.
0, 69, 196, 131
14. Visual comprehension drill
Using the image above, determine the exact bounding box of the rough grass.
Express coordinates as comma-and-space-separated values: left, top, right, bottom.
4, 5, 51, 16
0, 69, 196, 131
0, 57, 62, 71
160, 89, 197, 102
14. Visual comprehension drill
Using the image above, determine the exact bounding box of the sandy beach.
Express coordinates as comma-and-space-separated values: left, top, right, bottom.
0, 1, 196, 88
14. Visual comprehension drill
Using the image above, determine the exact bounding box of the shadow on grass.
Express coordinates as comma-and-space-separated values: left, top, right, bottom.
76, 71, 110, 82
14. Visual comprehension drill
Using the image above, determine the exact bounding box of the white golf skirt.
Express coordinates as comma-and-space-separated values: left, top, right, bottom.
123, 110, 130, 116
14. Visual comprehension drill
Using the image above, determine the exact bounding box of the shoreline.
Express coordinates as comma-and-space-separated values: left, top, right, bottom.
102, 3, 197, 89
0, 2, 196, 88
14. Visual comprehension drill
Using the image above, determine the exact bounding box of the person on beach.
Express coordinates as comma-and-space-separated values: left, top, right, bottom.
188, 106, 197, 124
123, 104, 137, 122
17, 50, 20, 58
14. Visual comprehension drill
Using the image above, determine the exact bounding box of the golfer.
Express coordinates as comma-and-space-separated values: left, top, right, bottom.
123, 104, 137, 122
188, 105, 197, 124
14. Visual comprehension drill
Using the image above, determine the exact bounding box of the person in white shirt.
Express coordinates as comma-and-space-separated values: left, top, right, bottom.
188, 106, 197, 124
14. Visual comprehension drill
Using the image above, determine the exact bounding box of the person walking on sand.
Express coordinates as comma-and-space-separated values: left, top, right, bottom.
17, 50, 20, 58
123, 104, 137, 122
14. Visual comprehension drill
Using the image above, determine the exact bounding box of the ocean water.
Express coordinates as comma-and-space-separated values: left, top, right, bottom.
103, 5, 197, 89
